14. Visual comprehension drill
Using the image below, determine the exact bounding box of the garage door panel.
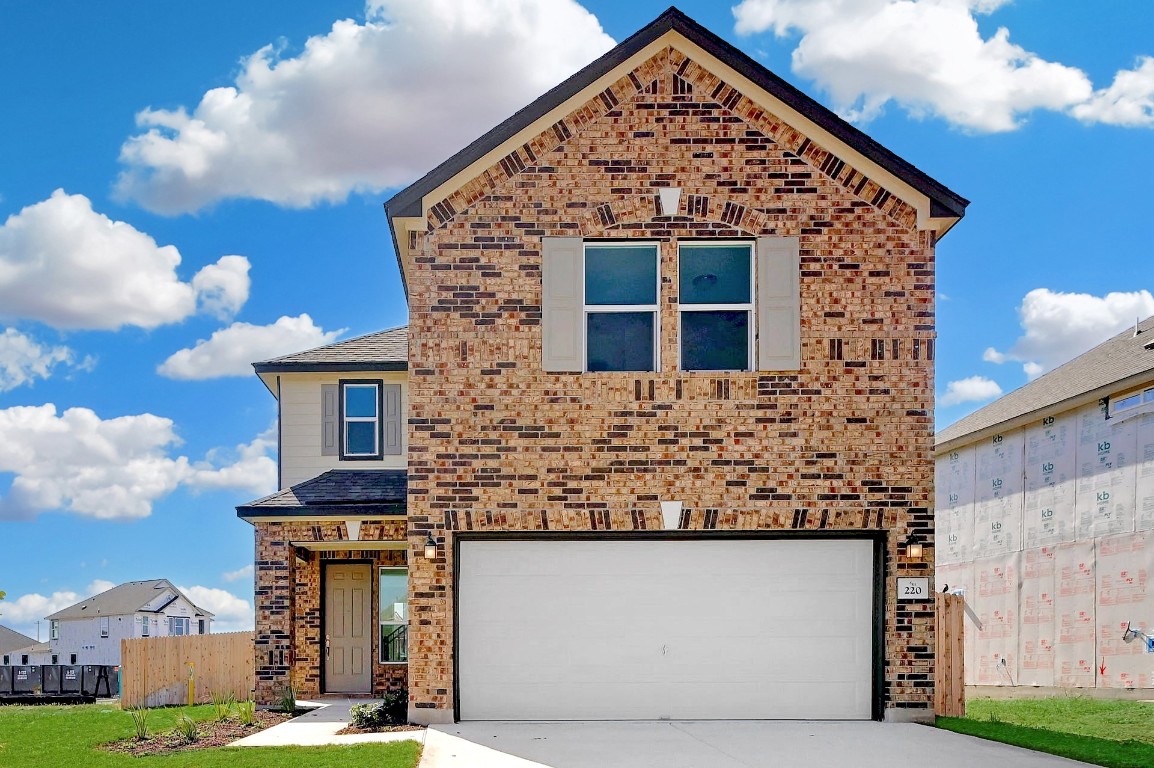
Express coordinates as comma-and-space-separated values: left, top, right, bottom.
458, 538, 875, 720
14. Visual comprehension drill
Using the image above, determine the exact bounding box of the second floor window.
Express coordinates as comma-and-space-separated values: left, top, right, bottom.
584, 243, 659, 372
679, 242, 754, 371
99, 616, 109, 638
342, 381, 382, 459
50, 620, 59, 640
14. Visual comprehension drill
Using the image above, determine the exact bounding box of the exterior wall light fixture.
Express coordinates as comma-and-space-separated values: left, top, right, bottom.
904, 532, 923, 560
424, 532, 438, 560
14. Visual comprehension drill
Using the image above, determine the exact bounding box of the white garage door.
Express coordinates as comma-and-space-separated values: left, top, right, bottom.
457, 538, 875, 720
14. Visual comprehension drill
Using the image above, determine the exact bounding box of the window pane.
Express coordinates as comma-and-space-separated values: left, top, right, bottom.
586, 245, 658, 305
682, 311, 749, 370
345, 385, 378, 417
679, 245, 752, 304
381, 624, 408, 663
587, 312, 655, 371
1116, 394, 1141, 411
379, 570, 408, 622
346, 421, 377, 454
1145, 388, 1154, 403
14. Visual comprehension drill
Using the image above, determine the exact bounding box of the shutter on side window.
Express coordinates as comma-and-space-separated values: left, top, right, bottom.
321, 384, 339, 456
383, 383, 402, 455
756, 236, 801, 371
541, 237, 585, 372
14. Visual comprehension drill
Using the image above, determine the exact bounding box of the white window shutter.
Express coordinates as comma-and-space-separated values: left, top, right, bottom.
541, 237, 585, 372
757, 236, 801, 370
321, 384, 339, 456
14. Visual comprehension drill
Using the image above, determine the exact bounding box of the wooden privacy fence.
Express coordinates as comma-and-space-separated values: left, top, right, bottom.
935, 593, 965, 717
121, 631, 253, 708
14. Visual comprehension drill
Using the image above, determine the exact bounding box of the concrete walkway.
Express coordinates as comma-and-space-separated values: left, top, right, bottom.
420, 721, 1099, 768
230, 698, 425, 747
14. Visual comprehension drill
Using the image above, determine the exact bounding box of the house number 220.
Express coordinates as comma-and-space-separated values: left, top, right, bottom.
897, 577, 929, 600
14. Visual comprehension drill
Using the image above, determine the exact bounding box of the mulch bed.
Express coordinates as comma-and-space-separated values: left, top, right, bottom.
335, 723, 424, 735
102, 711, 292, 757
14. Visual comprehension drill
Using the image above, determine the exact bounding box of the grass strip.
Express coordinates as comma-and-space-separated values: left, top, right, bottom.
938, 716, 1154, 768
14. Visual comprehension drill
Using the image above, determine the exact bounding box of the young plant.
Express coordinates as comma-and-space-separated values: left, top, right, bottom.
174, 711, 198, 743
211, 690, 236, 722
236, 698, 257, 726
127, 706, 149, 740
277, 685, 297, 715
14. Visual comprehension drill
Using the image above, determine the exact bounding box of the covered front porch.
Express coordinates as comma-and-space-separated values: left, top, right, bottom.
237, 469, 412, 702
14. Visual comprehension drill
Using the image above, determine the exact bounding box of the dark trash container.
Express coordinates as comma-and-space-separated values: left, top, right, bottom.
0, 666, 12, 695
12, 666, 42, 694
42, 665, 63, 694
59, 665, 83, 694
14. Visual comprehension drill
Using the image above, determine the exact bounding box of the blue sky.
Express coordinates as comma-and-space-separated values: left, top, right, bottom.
0, 0, 1151, 639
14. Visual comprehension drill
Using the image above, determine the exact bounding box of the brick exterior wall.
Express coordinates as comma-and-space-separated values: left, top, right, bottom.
405, 46, 937, 721
253, 519, 408, 702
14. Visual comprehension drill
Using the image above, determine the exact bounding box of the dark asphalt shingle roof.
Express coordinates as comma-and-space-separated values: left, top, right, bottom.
937, 315, 1154, 447
254, 326, 407, 373
45, 579, 214, 621
236, 470, 407, 518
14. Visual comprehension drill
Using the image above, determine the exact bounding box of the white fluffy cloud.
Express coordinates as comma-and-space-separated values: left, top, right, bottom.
732, 0, 1152, 132
984, 288, 1154, 377
0, 404, 278, 521
0, 190, 249, 329
1, 580, 116, 638
187, 426, 278, 497
158, 314, 342, 379
221, 564, 254, 583
0, 328, 85, 392
178, 585, 253, 633
116, 0, 615, 213
940, 375, 1003, 406
1072, 56, 1154, 127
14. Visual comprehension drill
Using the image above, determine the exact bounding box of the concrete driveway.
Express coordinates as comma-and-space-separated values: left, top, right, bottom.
420, 721, 1096, 768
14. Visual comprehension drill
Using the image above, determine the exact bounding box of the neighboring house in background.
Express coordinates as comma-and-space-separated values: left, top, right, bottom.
936, 316, 1154, 692
0, 625, 40, 665
239, 8, 968, 724
3, 579, 215, 667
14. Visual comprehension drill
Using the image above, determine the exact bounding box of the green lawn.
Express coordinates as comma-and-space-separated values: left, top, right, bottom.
0, 703, 422, 768
938, 697, 1154, 768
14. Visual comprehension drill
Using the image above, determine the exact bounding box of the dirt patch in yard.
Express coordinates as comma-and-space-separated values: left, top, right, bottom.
335, 723, 424, 735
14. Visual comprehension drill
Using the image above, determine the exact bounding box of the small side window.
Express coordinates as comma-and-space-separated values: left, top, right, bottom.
340, 381, 382, 460
99, 616, 109, 638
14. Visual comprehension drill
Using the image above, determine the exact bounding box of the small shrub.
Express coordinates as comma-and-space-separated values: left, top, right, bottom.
127, 707, 149, 740
350, 688, 407, 728
236, 698, 256, 726
211, 690, 236, 722
277, 685, 297, 714
174, 712, 198, 743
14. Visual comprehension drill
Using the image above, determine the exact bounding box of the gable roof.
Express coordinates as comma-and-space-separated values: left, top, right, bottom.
385, 6, 968, 289
253, 326, 408, 374
936, 316, 1154, 451
44, 579, 214, 621
237, 469, 408, 519
0, 624, 38, 654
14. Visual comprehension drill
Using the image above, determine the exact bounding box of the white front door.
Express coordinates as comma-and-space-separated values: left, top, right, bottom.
324, 563, 372, 693
457, 538, 875, 720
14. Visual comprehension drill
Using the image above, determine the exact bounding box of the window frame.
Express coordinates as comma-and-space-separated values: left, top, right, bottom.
99, 616, 109, 638
168, 616, 190, 636
582, 241, 661, 373
378, 566, 409, 664
677, 240, 756, 372
339, 379, 384, 460
140, 616, 150, 637
50, 620, 59, 640
1111, 384, 1154, 418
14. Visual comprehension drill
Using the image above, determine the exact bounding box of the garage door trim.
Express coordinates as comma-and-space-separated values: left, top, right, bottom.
451, 529, 887, 721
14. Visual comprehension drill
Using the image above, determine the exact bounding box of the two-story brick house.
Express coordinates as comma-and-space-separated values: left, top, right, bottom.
239, 8, 967, 724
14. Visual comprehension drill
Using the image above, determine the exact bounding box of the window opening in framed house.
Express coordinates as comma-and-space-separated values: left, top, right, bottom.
584, 243, 659, 372
140, 617, 150, 637
1111, 384, 1154, 417
50, 620, 59, 640
99, 616, 109, 638
379, 567, 408, 663
678, 242, 754, 371
341, 381, 382, 459
168, 616, 190, 636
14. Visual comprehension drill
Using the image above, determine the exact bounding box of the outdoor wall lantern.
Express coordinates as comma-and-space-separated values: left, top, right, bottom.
904, 532, 924, 560
423, 532, 439, 560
